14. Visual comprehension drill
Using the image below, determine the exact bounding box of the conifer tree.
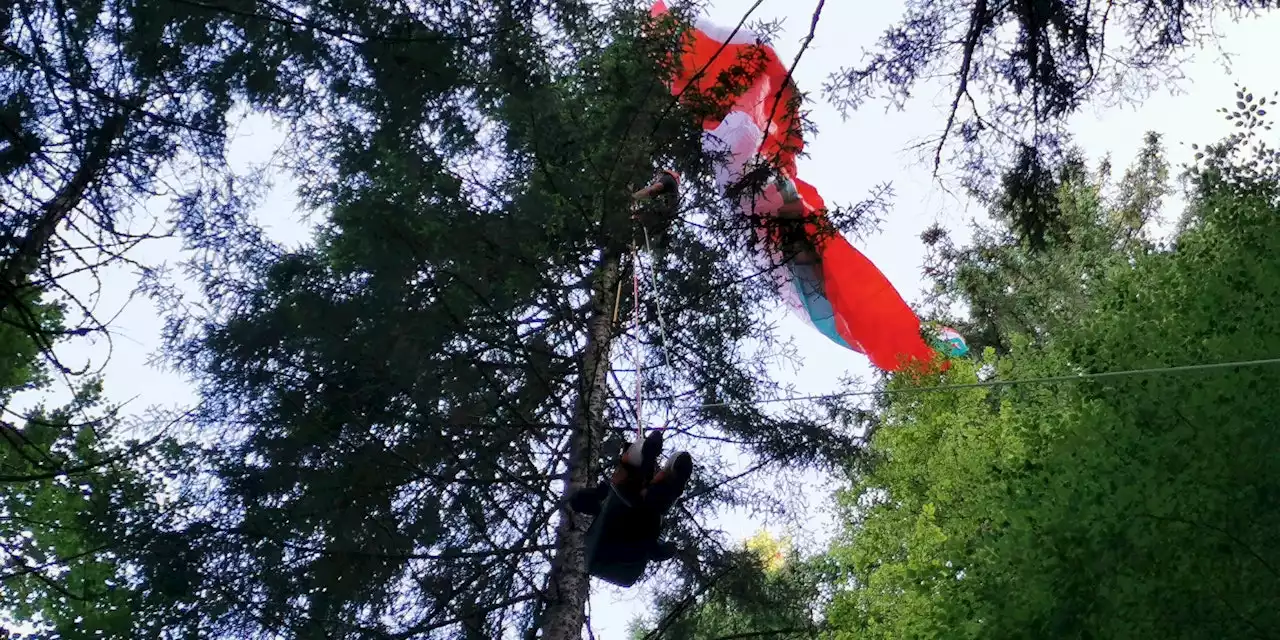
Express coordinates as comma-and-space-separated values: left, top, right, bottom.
828, 0, 1276, 190
629, 530, 829, 640
149, 3, 879, 638
0, 0, 330, 342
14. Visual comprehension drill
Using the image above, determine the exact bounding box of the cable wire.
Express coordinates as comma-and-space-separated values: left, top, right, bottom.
694, 357, 1280, 408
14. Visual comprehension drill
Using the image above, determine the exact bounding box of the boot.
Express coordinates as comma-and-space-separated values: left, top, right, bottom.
613, 430, 665, 501
646, 451, 693, 514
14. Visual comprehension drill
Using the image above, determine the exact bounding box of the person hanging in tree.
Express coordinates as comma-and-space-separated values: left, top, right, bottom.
630, 170, 681, 252
772, 174, 823, 269
568, 429, 693, 587
725, 166, 824, 273
757, 173, 827, 301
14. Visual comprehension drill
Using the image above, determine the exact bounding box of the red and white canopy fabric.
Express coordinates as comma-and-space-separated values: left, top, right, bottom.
651, 1, 955, 372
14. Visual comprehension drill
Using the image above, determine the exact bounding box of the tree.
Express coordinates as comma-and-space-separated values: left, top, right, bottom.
0, 0, 460, 631
0, 289, 178, 637
0, 0, 317, 351
823, 0, 1274, 191
824, 94, 1280, 638
0, 11, 335, 620
630, 529, 830, 640
918, 131, 1168, 355
140, 3, 880, 639
0, 386, 179, 638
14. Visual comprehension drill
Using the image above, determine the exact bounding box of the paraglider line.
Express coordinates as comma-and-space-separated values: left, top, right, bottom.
695, 357, 1280, 408
642, 225, 674, 373
641, 225, 677, 434
632, 244, 644, 438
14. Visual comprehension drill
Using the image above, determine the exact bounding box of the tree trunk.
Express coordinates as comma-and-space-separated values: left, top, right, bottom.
0, 113, 126, 305
538, 248, 622, 640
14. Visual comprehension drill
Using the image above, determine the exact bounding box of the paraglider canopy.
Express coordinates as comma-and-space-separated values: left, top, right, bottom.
651, 0, 964, 372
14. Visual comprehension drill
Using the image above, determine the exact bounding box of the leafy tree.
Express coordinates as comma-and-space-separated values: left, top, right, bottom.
825, 94, 1280, 638
0, 292, 177, 637
144, 3, 880, 639
919, 131, 1168, 355
631, 529, 830, 640
1, 385, 177, 638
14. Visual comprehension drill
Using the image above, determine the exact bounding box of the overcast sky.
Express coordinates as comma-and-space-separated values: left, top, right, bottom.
12, 0, 1280, 637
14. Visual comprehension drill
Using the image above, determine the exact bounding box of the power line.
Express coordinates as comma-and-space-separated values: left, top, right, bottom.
694, 356, 1280, 408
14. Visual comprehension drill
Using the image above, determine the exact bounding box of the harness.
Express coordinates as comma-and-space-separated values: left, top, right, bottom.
583, 484, 663, 587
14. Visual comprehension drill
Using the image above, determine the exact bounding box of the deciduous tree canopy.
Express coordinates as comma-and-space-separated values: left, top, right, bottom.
825, 95, 1280, 638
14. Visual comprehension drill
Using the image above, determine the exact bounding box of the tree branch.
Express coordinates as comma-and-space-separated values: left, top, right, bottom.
935, 0, 989, 176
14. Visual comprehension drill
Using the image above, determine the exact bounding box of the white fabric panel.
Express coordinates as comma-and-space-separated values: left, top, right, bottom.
702, 110, 814, 329
693, 16, 760, 46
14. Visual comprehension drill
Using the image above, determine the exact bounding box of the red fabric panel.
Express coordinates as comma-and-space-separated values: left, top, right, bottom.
652, 2, 944, 372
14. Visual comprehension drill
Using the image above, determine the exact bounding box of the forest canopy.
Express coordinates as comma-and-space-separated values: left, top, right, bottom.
2, 0, 1279, 639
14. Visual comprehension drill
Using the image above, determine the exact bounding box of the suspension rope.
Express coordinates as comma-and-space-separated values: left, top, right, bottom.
642, 225, 674, 373
631, 242, 644, 439
611, 269, 624, 326
694, 356, 1280, 409
625, 176, 679, 437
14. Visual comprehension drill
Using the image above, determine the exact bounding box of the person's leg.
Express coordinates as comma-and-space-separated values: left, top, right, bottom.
776, 200, 806, 217
782, 218, 821, 266
638, 430, 663, 483
769, 200, 822, 268
645, 451, 693, 515
612, 430, 664, 501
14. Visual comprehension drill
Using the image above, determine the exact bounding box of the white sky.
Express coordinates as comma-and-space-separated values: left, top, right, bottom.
13, 0, 1280, 638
